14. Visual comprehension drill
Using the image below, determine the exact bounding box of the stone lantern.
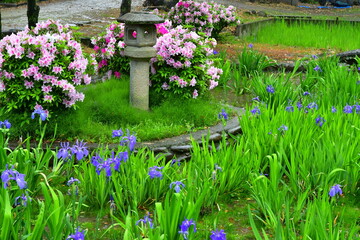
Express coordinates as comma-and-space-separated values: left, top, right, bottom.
117, 12, 164, 111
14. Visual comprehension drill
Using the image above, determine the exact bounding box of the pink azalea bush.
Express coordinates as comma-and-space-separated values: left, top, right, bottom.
151, 23, 222, 99
167, 1, 240, 38
0, 20, 91, 115
91, 20, 222, 100
90, 22, 129, 80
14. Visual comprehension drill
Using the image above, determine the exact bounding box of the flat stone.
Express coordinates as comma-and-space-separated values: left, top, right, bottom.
176, 154, 191, 162
227, 126, 242, 135
208, 133, 222, 142
73, 21, 92, 26
152, 147, 168, 153
157, 152, 174, 161
170, 145, 193, 153
336, 49, 360, 65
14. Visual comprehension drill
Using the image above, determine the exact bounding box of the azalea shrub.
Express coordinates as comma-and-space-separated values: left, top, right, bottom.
151, 24, 222, 99
91, 20, 222, 100
167, 1, 240, 39
0, 20, 91, 116
90, 22, 129, 80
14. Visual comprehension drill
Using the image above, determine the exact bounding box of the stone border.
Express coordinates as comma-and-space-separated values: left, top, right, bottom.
7, 107, 246, 162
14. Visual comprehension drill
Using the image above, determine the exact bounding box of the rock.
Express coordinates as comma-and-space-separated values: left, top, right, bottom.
170, 145, 193, 153
152, 147, 168, 153
208, 133, 222, 142
228, 126, 242, 135
336, 49, 360, 65
73, 21, 92, 26
257, 11, 267, 17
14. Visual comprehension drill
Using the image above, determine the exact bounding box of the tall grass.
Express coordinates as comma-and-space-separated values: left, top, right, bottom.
247, 20, 360, 51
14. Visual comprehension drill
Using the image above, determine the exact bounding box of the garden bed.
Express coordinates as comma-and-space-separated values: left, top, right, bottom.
0, 2, 360, 239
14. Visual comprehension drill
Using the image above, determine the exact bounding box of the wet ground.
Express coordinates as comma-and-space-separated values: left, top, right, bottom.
1, 0, 139, 30
2, 0, 360, 31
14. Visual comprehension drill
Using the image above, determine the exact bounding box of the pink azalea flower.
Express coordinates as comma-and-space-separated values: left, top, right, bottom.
132, 31, 137, 39
114, 71, 121, 78
24, 80, 34, 89
192, 89, 198, 99
52, 66, 63, 74
33, 73, 43, 81
209, 80, 218, 90
189, 78, 196, 87
41, 85, 52, 93
22, 69, 30, 78
44, 95, 54, 102
4, 72, 15, 79
0, 81, 5, 91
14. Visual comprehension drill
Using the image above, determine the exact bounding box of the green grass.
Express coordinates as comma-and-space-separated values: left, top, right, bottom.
246, 20, 360, 51
3, 77, 228, 143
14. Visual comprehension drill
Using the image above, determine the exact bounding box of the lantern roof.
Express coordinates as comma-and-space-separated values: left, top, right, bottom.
117, 11, 164, 24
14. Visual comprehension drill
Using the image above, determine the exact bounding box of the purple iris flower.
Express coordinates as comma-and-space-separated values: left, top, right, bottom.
218, 109, 228, 120
67, 228, 85, 240
252, 96, 260, 102
113, 151, 128, 171
171, 158, 181, 166
313, 65, 321, 71
148, 166, 164, 179
15, 194, 30, 207
285, 105, 294, 112
315, 116, 325, 127
67, 177, 80, 186
0, 120, 11, 129
303, 91, 310, 96
329, 184, 342, 197
266, 85, 275, 94
1, 165, 27, 189
91, 154, 105, 175
250, 106, 260, 115
343, 104, 353, 114
248, 43, 253, 48
353, 104, 360, 114
306, 102, 318, 110
112, 129, 124, 138
296, 101, 303, 110
170, 181, 185, 193
331, 106, 337, 113
179, 219, 196, 239
210, 229, 227, 240
278, 125, 288, 132
136, 213, 154, 228
71, 140, 89, 161
120, 131, 137, 151
91, 151, 128, 176
31, 109, 48, 121
57, 142, 72, 160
